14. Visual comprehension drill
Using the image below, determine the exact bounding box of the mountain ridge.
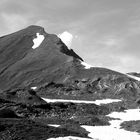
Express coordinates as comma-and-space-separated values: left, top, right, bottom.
0, 25, 138, 98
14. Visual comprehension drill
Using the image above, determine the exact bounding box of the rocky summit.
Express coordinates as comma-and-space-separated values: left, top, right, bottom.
1, 25, 140, 140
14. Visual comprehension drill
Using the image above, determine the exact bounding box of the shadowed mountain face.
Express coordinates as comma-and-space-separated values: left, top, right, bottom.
0, 25, 130, 91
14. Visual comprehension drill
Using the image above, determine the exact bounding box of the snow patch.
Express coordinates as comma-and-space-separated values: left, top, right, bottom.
47, 136, 92, 140
48, 124, 60, 127
94, 99, 121, 105
42, 98, 121, 105
108, 109, 140, 122
81, 61, 93, 69
82, 124, 140, 140
31, 87, 37, 90
58, 31, 73, 49
82, 109, 140, 140
32, 33, 45, 49
126, 74, 140, 81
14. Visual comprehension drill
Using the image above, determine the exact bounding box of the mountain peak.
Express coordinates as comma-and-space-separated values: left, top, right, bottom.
0, 25, 85, 90
27, 25, 44, 29
25, 25, 46, 34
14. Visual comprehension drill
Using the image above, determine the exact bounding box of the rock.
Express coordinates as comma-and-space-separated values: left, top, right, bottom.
0, 109, 19, 118
136, 98, 140, 104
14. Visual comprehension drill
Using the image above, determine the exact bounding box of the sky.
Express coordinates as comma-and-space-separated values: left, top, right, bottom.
0, 0, 140, 73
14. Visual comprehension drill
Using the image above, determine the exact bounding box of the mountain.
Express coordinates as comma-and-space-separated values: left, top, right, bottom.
0, 25, 135, 92
1, 25, 140, 105
1, 25, 140, 139
0, 25, 83, 90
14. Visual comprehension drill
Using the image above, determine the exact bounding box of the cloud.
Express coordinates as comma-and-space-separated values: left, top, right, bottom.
58, 31, 73, 49
101, 38, 119, 46
0, 13, 29, 35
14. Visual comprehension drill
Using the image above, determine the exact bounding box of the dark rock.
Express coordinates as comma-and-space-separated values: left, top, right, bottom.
121, 120, 140, 133
136, 98, 140, 104
0, 119, 89, 140
0, 109, 19, 118
59, 122, 89, 137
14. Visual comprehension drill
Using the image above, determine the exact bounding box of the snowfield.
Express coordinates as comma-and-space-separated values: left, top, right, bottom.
82, 109, 140, 140
43, 98, 140, 140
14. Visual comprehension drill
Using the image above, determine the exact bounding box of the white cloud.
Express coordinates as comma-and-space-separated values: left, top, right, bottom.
58, 31, 73, 49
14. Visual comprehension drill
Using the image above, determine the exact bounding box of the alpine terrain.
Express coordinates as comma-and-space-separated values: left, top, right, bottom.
0, 25, 140, 140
